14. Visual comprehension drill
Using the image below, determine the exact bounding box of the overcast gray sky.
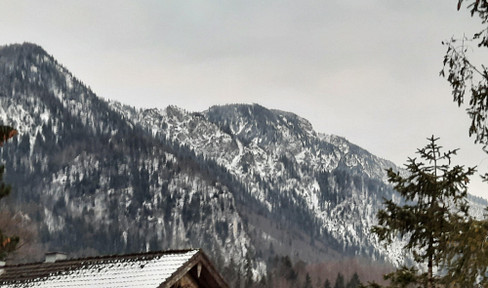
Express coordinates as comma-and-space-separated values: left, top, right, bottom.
1, 0, 488, 198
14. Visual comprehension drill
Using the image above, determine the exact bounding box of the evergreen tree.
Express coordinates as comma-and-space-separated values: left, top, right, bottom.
442, 208, 488, 286
382, 266, 420, 288
304, 273, 313, 288
324, 279, 332, 288
0, 125, 19, 260
334, 272, 345, 288
346, 272, 361, 288
372, 136, 475, 288
236, 271, 242, 288
244, 251, 253, 288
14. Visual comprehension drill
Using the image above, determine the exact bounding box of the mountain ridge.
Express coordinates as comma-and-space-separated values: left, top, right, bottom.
0, 43, 486, 285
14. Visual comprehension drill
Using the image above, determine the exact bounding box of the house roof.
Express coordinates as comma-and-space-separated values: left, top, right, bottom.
0, 249, 228, 288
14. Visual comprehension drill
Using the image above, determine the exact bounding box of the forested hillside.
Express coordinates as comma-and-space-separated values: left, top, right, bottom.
1, 43, 486, 286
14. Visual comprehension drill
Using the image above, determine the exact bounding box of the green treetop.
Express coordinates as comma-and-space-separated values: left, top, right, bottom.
372, 136, 475, 288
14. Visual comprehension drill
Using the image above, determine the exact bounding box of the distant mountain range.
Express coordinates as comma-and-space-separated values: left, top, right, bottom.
0, 43, 486, 285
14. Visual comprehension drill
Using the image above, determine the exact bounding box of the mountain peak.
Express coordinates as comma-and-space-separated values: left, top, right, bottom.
203, 103, 316, 147
0, 42, 49, 59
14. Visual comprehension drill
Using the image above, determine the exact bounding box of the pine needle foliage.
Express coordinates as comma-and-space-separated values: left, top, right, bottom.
372, 136, 476, 288
442, 209, 488, 287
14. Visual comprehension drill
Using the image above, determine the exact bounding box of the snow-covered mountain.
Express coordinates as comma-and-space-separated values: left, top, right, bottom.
0, 43, 252, 270
110, 102, 405, 262
0, 43, 486, 284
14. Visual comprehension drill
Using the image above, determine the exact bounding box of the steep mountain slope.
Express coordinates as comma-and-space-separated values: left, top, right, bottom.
0, 43, 486, 285
112, 102, 408, 264
0, 43, 253, 271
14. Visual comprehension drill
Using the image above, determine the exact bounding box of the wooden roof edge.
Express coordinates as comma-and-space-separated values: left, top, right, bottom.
161, 249, 229, 288
196, 249, 229, 288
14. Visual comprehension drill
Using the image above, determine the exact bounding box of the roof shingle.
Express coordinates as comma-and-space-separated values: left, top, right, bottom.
0, 249, 210, 288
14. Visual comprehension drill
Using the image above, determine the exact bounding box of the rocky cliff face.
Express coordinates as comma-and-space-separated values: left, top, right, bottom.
0, 43, 486, 281
113, 102, 407, 258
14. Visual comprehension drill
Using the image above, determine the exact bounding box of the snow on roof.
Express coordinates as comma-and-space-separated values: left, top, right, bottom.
0, 249, 200, 288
